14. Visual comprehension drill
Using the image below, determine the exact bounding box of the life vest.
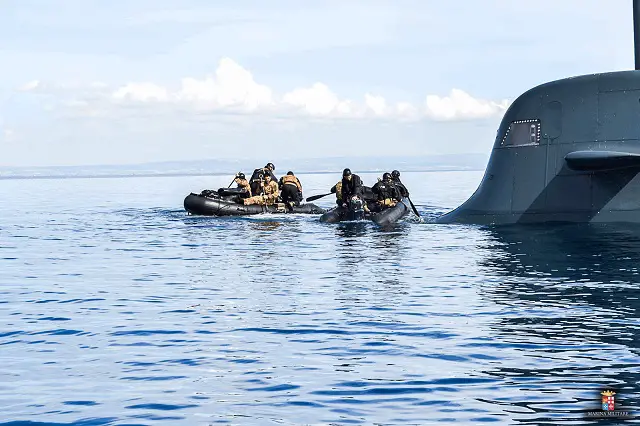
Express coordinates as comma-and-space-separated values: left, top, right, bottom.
281, 175, 302, 191
335, 181, 343, 201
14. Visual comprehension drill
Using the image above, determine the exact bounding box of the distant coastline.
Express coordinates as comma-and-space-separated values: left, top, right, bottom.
0, 154, 488, 181
0, 167, 484, 181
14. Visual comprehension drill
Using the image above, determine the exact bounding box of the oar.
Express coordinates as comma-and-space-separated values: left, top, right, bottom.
397, 178, 420, 218
407, 196, 421, 218
227, 174, 238, 188
306, 192, 332, 202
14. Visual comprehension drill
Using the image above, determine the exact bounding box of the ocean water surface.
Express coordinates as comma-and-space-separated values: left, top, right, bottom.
1, 171, 640, 425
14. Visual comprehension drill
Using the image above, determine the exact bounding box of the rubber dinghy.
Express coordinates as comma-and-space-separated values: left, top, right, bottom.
320, 197, 410, 226
184, 189, 326, 216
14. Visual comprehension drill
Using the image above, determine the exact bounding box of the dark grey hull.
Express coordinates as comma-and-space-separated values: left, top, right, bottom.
370, 200, 410, 226
320, 200, 410, 225
319, 206, 365, 223
184, 193, 326, 216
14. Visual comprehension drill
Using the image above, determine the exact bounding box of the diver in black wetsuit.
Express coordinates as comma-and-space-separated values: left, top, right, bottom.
371, 172, 402, 212
340, 168, 364, 207
391, 170, 409, 198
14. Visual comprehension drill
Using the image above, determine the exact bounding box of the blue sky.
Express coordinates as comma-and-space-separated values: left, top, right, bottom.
0, 0, 633, 166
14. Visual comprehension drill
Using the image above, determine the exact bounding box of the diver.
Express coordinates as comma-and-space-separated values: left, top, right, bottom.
279, 171, 303, 209
371, 172, 401, 211
234, 172, 252, 197
341, 168, 369, 213
244, 173, 279, 206
330, 180, 343, 206
391, 170, 409, 198
249, 163, 277, 195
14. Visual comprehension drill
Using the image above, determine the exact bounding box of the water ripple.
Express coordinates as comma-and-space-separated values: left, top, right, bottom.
2, 173, 640, 424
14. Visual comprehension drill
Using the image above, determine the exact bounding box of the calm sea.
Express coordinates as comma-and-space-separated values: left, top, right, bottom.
1, 171, 639, 425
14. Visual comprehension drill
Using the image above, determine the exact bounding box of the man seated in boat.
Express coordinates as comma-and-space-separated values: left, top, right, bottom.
234, 172, 252, 198
370, 172, 402, 212
279, 171, 303, 208
249, 163, 277, 196
243, 173, 280, 206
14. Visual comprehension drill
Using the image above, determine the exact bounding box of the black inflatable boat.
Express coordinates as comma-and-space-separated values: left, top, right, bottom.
320, 197, 410, 226
184, 189, 326, 216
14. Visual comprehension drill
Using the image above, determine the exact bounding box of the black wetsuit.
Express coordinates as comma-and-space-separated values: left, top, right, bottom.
392, 177, 409, 198
372, 180, 402, 202
341, 174, 364, 204
249, 168, 277, 195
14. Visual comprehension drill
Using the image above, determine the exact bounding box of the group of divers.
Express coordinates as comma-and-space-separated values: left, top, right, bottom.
183, 162, 418, 225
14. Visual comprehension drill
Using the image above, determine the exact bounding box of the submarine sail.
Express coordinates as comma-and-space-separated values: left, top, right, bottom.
436, 0, 640, 224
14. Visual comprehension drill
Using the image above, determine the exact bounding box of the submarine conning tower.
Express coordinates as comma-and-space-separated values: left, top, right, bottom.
436, 0, 640, 225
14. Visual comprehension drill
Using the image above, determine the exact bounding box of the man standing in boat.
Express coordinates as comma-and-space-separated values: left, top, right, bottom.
279, 171, 303, 209
243, 173, 279, 206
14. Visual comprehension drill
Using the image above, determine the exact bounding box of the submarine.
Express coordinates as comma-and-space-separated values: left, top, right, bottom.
437, 0, 640, 224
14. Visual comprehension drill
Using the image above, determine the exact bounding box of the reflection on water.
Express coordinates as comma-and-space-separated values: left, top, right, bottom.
2, 173, 640, 424
474, 224, 640, 422
249, 220, 284, 232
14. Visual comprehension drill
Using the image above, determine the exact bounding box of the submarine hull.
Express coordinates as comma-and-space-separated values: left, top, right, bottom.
436, 71, 640, 225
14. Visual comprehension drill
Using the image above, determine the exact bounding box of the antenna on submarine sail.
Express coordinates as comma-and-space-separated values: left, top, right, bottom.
635, 0, 640, 69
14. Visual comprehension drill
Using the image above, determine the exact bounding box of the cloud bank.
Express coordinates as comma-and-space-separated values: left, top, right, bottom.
21, 58, 510, 122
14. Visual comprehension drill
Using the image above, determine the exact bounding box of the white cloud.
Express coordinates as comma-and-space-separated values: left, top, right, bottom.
19, 57, 511, 122
176, 58, 273, 111
425, 89, 510, 121
282, 83, 357, 117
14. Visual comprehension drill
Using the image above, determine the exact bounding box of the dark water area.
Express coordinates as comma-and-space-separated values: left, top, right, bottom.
1, 172, 639, 425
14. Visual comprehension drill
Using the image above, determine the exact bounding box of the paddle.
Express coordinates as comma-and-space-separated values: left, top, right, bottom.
407, 196, 421, 218
227, 174, 238, 188
306, 192, 332, 202
396, 178, 420, 218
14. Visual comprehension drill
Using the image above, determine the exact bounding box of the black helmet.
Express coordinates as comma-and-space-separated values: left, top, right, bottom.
343, 168, 352, 177
265, 162, 275, 170
287, 171, 294, 176
383, 172, 392, 181
237, 172, 245, 179
392, 170, 400, 179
